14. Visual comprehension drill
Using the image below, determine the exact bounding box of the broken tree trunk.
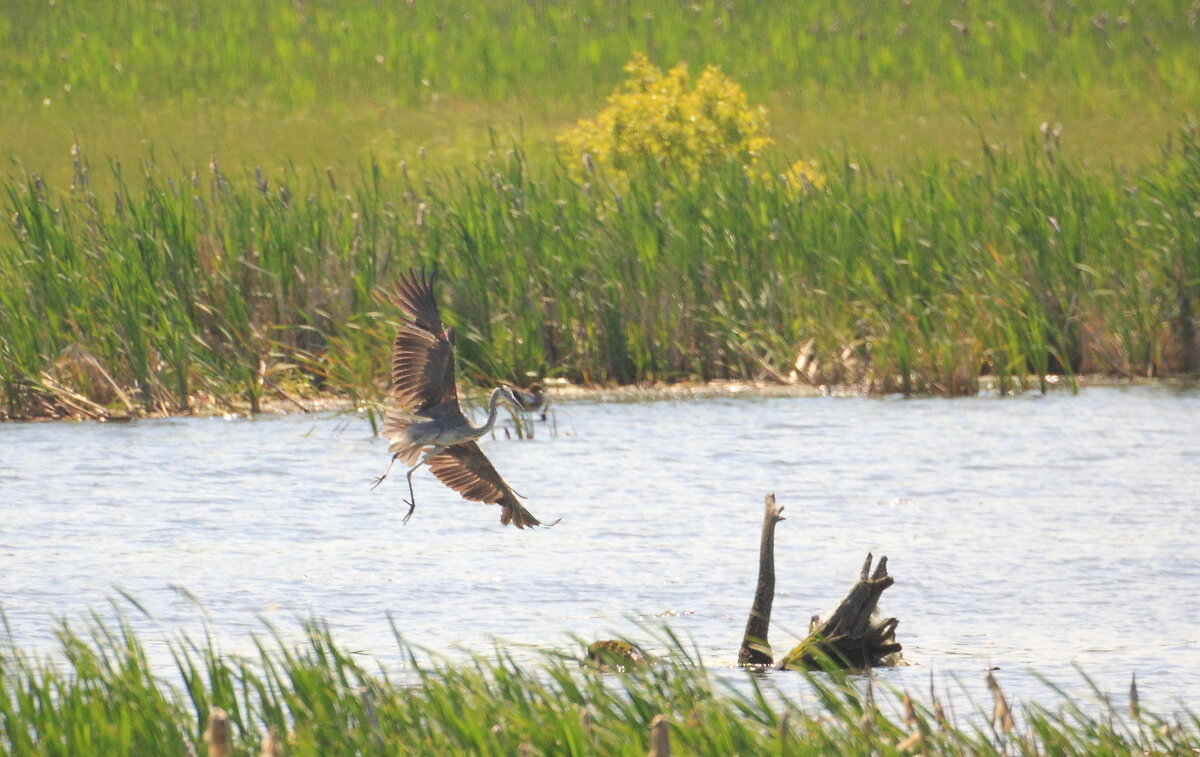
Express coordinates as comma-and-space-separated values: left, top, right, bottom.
777, 552, 902, 670
738, 493, 784, 665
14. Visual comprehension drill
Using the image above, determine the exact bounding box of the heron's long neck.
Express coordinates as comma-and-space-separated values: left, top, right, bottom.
471, 387, 504, 436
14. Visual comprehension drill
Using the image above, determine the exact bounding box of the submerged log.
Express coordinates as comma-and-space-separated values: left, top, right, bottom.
738, 494, 903, 671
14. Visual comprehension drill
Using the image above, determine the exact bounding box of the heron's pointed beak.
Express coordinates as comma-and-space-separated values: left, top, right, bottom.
503, 386, 526, 410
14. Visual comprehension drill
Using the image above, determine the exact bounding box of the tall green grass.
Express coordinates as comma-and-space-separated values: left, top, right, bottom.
1, 615, 1195, 755
3, 129, 1199, 418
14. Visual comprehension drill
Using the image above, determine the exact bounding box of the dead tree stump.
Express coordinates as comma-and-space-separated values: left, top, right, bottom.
777, 552, 902, 670
738, 494, 784, 666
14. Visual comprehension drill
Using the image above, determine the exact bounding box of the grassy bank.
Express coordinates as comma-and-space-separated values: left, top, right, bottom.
1, 617, 1194, 755
3, 129, 1200, 420
4, 0, 1198, 176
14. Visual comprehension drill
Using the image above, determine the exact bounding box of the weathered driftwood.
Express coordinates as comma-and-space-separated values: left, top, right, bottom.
738, 494, 902, 671
777, 552, 902, 670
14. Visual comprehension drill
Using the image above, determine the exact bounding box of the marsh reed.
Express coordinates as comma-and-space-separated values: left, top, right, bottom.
0, 616, 1194, 755
3, 128, 1199, 418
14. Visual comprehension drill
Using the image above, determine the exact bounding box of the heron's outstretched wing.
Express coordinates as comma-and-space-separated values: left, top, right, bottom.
387, 269, 458, 416
427, 442, 557, 529
390, 267, 445, 333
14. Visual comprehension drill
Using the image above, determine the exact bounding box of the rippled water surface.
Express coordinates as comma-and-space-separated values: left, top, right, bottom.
3, 386, 1198, 712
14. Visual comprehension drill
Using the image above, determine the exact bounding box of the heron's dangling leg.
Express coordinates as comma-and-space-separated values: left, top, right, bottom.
370, 452, 424, 523
401, 463, 422, 523
371, 454, 400, 491
400, 446, 447, 525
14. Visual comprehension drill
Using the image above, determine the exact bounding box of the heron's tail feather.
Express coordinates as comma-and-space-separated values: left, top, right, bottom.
382, 409, 412, 438
500, 500, 561, 530
383, 411, 423, 466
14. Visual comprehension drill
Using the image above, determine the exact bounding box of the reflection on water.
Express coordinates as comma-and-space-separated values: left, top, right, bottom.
2, 386, 1198, 711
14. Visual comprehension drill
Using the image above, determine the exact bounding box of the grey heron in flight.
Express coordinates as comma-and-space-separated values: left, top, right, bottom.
371, 269, 556, 529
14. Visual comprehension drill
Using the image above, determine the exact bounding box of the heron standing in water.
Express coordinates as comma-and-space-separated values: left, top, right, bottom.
511, 383, 547, 416
371, 269, 556, 529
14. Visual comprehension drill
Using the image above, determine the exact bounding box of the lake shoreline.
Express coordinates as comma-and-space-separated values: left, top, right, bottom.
8, 373, 1196, 423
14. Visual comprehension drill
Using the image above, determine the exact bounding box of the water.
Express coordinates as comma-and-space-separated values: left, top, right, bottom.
2, 385, 1198, 715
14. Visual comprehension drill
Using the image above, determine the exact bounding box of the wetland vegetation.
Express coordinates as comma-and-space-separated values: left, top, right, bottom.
3, 0, 1199, 419
4, 125, 1199, 420
4, 4, 1200, 752
1, 617, 1195, 756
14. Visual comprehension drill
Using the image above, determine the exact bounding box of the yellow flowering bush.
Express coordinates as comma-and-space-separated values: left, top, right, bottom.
780, 159, 827, 196
559, 54, 772, 179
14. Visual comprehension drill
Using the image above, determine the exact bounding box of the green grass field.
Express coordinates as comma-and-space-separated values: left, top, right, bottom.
5, 0, 1198, 173
2, 617, 1195, 755
2, 0, 1198, 418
